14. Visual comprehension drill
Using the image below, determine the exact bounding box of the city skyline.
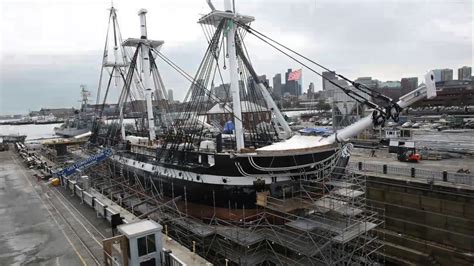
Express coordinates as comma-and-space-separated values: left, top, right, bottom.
1, 0, 472, 114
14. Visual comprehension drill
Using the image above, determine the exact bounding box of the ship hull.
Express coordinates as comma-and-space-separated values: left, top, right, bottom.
119, 163, 259, 211
111, 146, 339, 220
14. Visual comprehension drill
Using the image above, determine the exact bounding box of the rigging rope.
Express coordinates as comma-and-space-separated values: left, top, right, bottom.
235, 22, 394, 104
233, 20, 407, 125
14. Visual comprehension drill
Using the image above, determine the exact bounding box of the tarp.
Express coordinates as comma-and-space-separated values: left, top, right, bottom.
298, 127, 333, 136
223, 120, 235, 134
54, 148, 113, 177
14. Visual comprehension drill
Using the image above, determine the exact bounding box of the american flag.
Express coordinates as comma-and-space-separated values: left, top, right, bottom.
287, 69, 302, 81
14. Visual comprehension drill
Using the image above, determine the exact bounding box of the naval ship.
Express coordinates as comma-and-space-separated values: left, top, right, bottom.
54, 86, 94, 137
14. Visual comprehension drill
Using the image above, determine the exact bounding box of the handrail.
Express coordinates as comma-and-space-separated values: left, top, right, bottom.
349, 161, 473, 186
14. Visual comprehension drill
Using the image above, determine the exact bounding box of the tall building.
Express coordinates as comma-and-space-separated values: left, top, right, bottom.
283, 68, 293, 96
458, 66, 472, 80
285, 68, 292, 84
167, 89, 174, 102
191, 79, 206, 99
283, 69, 302, 97
272, 73, 282, 98
322, 71, 337, 91
354, 77, 378, 90
323, 79, 348, 99
213, 83, 230, 100
373, 80, 404, 102
432, 68, 453, 82
441, 69, 453, 81
307, 82, 315, 99
401, 77, 418, 95
258, 75, 269, 86
378, 81, 401, 89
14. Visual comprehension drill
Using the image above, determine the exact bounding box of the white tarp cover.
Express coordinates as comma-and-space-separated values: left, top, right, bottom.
257, 135, 330, 152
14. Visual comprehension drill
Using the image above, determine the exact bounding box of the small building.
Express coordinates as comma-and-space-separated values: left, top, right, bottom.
206, 101, 271, 130
117, 220, 163, 266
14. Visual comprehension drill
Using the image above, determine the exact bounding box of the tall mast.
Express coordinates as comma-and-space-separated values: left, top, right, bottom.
122, 9, 164, 141
110, 6, 127, 140
123, 10, 164, 141
138, 9, 156, 140
199, 0, 254, 152
80, 85, 90, 112
224, 1, 244, 151
95, 5, 129, 140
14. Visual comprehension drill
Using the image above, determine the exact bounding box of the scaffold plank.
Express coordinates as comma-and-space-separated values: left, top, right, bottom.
332, 222, 377, 243
333, 205, 363, 216
173, 218, 215, 237
215, 227, 264, 246
332, 188, 365, 198
286, 216, 346, 233
326, 180, 354, 188
314, 196, 347, 210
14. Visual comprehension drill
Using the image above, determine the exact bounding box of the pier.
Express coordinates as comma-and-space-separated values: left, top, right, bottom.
1, 147, 211, 265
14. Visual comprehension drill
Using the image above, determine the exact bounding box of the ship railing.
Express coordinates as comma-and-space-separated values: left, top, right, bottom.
235, 150, 342, 180
246, 148, 341, 172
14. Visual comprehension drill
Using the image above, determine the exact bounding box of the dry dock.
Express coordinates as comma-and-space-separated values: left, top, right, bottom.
349, 153, 474, 265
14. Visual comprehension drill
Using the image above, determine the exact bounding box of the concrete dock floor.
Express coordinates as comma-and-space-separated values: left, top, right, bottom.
352, 147, 474, 172
1, 149, 211, 265
0, 149, 89, 265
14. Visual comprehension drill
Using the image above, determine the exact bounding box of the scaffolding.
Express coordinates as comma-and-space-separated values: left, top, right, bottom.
59, 148, 384, 265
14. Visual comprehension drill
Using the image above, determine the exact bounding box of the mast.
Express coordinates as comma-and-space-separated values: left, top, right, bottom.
123, 10, 164, 141
225, 3, 245, 151
95, 5, 129, 140
80, 85, 90, 112
110, 7, 126, 140
138, 9, 156, 141
199, 0, 255, 152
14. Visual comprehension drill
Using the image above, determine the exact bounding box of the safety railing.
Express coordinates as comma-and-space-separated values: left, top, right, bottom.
348, 161, 473, 186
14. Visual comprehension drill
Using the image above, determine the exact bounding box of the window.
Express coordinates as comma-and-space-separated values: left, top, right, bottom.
147, 234, 156, 253
137, 236, 147, 257
137, 234, 157, 257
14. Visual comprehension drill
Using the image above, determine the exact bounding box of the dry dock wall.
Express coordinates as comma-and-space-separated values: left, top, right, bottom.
365, 174, 474, 265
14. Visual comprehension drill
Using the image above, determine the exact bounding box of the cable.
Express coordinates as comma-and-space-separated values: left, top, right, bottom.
236, 23, 384, 114
235, 21, 394, 105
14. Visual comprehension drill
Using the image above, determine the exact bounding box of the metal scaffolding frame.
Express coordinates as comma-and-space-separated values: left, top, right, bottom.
59, 150, 384, 265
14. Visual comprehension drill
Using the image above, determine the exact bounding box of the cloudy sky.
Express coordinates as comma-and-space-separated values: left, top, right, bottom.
0, 0, 472, 115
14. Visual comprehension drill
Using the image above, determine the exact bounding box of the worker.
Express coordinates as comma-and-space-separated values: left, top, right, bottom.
370, 148, 376, 157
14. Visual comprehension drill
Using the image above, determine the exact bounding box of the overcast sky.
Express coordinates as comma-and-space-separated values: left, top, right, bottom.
0, 0, 472, 115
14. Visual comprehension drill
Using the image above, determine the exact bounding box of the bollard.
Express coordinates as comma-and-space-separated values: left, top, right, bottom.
411, 167, 415, 178
442, 171, 447, 182
358, 162, 363, 171
383, 165, 387, 174
193, 241, 196, 253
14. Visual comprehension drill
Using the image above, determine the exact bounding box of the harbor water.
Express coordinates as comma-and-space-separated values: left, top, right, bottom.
0, 123, 62, 140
